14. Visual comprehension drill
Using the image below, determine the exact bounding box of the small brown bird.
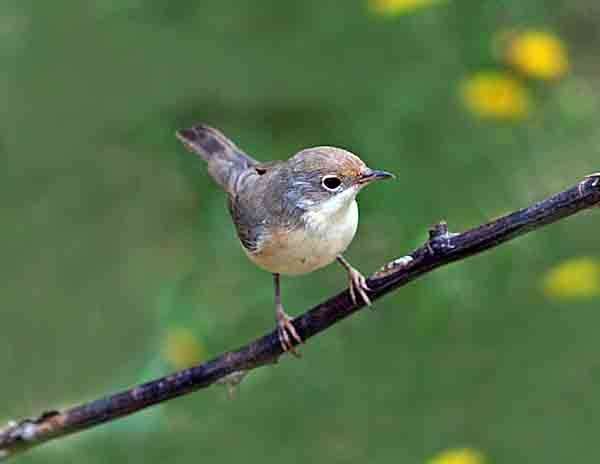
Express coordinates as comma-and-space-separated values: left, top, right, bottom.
176, 125, 394, 354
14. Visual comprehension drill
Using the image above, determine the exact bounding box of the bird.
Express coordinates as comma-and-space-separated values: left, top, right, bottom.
176, 124, 394, 355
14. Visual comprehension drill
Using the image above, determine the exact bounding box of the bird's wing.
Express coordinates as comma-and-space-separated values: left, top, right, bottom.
226, 164, 292, 254
227, 194, 269, 253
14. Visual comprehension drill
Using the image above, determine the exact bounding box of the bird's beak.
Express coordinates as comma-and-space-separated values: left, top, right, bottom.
358, 168, 396, 184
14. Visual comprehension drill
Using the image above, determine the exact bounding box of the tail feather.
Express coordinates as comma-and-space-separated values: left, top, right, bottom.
176, 124, 258, 193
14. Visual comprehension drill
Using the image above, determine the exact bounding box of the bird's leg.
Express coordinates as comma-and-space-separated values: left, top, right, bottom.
336, 255, 372, 307
273, 273, 303, 356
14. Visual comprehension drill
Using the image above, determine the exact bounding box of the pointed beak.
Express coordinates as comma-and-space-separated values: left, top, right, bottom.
358, 168, 396, 184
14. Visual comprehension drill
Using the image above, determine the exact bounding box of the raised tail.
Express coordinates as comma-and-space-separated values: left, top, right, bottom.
176, 124, 258, 193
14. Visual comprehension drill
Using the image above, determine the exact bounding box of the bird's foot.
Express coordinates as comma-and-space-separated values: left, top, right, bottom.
346, 266, 372, 307
276, 305, 303, 357
336, 255, 372, 307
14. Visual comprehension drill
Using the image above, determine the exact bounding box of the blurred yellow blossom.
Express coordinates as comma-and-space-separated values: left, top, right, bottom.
162, 327, 206, 369
505, 30, 569, 80
368, 0, 446, 16
427, 448, 486, 464
461, 72, 530, 120
542, 257, 600, 299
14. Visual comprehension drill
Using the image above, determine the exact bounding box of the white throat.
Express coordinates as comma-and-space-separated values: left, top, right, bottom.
307, 186, 359, 219
300, 187, 360, 255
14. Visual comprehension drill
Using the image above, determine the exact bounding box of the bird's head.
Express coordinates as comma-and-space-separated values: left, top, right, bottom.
285, 147, 395, 212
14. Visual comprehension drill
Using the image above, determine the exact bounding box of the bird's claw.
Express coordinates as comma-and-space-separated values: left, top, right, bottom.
347, 267, 372, 307
276, 306, 303, 357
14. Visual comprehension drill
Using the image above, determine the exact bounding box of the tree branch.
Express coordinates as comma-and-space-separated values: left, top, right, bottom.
1, 173, 599, 460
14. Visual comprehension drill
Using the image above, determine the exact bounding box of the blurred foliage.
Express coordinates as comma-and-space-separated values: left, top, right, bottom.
503, 30, 570, 80
427, 447, 486, 464
542, 257, 600, 299
461, 72, 531, 120
1, 0, 599, 463
368, 0, 447, 16
162, 327, 207, 370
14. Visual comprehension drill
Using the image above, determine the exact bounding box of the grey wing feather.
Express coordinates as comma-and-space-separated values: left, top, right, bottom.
226, 160, 292, 254
226, 162, 292, 254
227, 195, 268, 253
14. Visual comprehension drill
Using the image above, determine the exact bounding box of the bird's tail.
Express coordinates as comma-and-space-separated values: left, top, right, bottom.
176, 124, 258, 193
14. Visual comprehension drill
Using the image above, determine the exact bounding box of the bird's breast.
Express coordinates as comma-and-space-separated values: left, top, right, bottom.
245, 200, 359, 275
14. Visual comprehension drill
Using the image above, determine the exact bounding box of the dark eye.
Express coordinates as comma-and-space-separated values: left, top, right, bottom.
322, 175, 342, 191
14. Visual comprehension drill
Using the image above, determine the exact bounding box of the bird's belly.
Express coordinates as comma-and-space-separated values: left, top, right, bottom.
245, 200, 359, 276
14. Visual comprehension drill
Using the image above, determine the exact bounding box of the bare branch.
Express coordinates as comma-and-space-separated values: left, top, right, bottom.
1, 173, 599, 460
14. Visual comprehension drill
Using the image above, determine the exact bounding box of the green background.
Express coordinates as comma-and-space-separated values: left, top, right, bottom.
1, 1, 599, 462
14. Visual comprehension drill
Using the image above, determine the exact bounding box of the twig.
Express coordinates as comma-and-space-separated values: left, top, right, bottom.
1, 173, 599, 460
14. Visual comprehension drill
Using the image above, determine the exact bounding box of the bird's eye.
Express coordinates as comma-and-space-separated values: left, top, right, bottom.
322, 175, 342, 191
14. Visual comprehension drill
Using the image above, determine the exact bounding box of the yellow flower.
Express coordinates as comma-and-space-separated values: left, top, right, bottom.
505, 30, 569, 80
542, 257, 600, 299
427, 448, 486, 464
162, 328, 206, 369
461, 72, 530, 120
368, 0, 446, 16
